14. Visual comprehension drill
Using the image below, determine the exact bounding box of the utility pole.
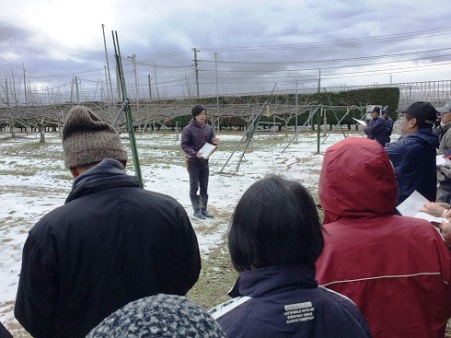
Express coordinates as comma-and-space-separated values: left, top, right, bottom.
127, 54, 139, 112
71, 75, 80, 103
193, 48, 200, 99
75, 75, 80, 103
148, 74, 152, 100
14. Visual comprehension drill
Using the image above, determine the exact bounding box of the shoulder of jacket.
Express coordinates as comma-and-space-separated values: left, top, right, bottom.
209, 296, 252, 320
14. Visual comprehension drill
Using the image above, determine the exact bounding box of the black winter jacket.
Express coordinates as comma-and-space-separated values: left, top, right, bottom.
15, 159, 201, 338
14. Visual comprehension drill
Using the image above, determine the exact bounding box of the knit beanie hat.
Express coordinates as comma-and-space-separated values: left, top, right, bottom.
86, 294, 226, 337
62, 106, 127, 168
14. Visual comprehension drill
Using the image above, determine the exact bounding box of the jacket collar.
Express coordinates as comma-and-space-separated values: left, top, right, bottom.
229, 265, 317, 298
66, 158, 139, 203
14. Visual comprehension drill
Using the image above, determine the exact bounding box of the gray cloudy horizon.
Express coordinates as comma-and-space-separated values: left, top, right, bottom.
1, 0, 451, 103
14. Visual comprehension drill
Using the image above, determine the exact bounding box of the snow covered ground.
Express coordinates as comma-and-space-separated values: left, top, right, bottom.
0, 128, 365, 334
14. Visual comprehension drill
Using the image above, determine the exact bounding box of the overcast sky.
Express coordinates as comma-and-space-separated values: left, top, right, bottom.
1, 0, 451, 103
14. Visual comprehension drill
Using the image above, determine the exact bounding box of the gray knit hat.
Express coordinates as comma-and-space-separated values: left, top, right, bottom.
86, 294, 226, 337
62, 106, 127, 168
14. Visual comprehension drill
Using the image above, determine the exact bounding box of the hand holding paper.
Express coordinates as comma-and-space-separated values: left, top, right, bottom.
352, 118, 367, 126
396, 190, 448, 223
197, 142, 217, 159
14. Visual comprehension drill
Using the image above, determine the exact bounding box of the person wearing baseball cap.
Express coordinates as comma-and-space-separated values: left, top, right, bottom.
435, 102, 451, 203
363, 106, 390, 147
385, 101, 439, 205
436, 102, 451, 152
437, 102, 451, 115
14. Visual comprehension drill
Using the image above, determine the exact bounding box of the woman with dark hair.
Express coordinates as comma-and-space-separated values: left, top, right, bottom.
209, 174, 371, 337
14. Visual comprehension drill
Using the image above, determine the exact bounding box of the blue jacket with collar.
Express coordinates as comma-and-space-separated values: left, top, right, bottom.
209, 265, 372, 338
385, 129, 439, 204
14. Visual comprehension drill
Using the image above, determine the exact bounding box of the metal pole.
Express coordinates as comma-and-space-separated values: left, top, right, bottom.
153, 61, 160, 100
127, 54, 139, 112
148, 74, 152, 100
295, 81, 298, 138
317, 69, 321, 154
112, 31, 143, 188
215, 52, 219, 113
102, 24, 115, 104
23, 63, 28, 106
317, 105, 321, 154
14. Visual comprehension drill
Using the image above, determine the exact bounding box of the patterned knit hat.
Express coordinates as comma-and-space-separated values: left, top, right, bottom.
86, 294, 226, 337
62, 106, 127, 168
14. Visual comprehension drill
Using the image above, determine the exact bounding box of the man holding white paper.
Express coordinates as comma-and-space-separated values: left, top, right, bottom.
181, 105, 219, 219
363, 106, 389, 147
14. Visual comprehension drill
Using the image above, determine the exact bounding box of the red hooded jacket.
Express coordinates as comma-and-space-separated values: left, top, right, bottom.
316, 137, 451, 337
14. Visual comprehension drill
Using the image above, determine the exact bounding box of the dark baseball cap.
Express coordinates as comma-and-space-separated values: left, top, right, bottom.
404, 101, 438, 127
372, 106, 381, 114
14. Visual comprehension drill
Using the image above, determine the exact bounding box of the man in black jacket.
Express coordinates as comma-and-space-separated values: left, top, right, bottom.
14, 106, 201, 338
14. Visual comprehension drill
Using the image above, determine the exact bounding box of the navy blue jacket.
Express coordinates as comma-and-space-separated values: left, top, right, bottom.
385, 129, 439, 204
383, 116, 394, 145
209, 266, 372, 338
15, 159, 201, 338
364, 117, 390, 147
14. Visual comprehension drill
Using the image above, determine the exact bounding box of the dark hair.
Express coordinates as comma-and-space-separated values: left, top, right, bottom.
228, 174, 324, 272
192, 105, 206, 118
404, 101, 438, 129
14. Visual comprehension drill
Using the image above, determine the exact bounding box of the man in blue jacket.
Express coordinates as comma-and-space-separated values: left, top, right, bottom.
364, 106, 389, 147
385, 101, 439, 205
15, 106, 201, 338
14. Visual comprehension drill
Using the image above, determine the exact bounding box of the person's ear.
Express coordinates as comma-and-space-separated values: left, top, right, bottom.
408, 117, 417, 128
69, 167, 80, 178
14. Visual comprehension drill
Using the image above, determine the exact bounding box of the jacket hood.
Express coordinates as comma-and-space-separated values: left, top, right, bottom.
319, 137, 397, 224
408, 129, 440, 148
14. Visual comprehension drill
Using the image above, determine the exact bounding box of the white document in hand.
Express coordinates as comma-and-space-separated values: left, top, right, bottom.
437, 155, 447, 166
352, 118, 367, 126
396, 190, 447, 223
198, 142, 217, 159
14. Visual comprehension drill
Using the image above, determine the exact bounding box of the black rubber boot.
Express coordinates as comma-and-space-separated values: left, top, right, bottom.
201, 195, 214, 218
192, 196, 206, 219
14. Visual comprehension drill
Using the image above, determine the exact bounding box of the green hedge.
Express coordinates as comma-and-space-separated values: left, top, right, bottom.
166, 87, 400, 129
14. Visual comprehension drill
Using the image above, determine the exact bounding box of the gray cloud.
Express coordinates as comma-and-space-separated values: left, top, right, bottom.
1, 0, 451, 102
